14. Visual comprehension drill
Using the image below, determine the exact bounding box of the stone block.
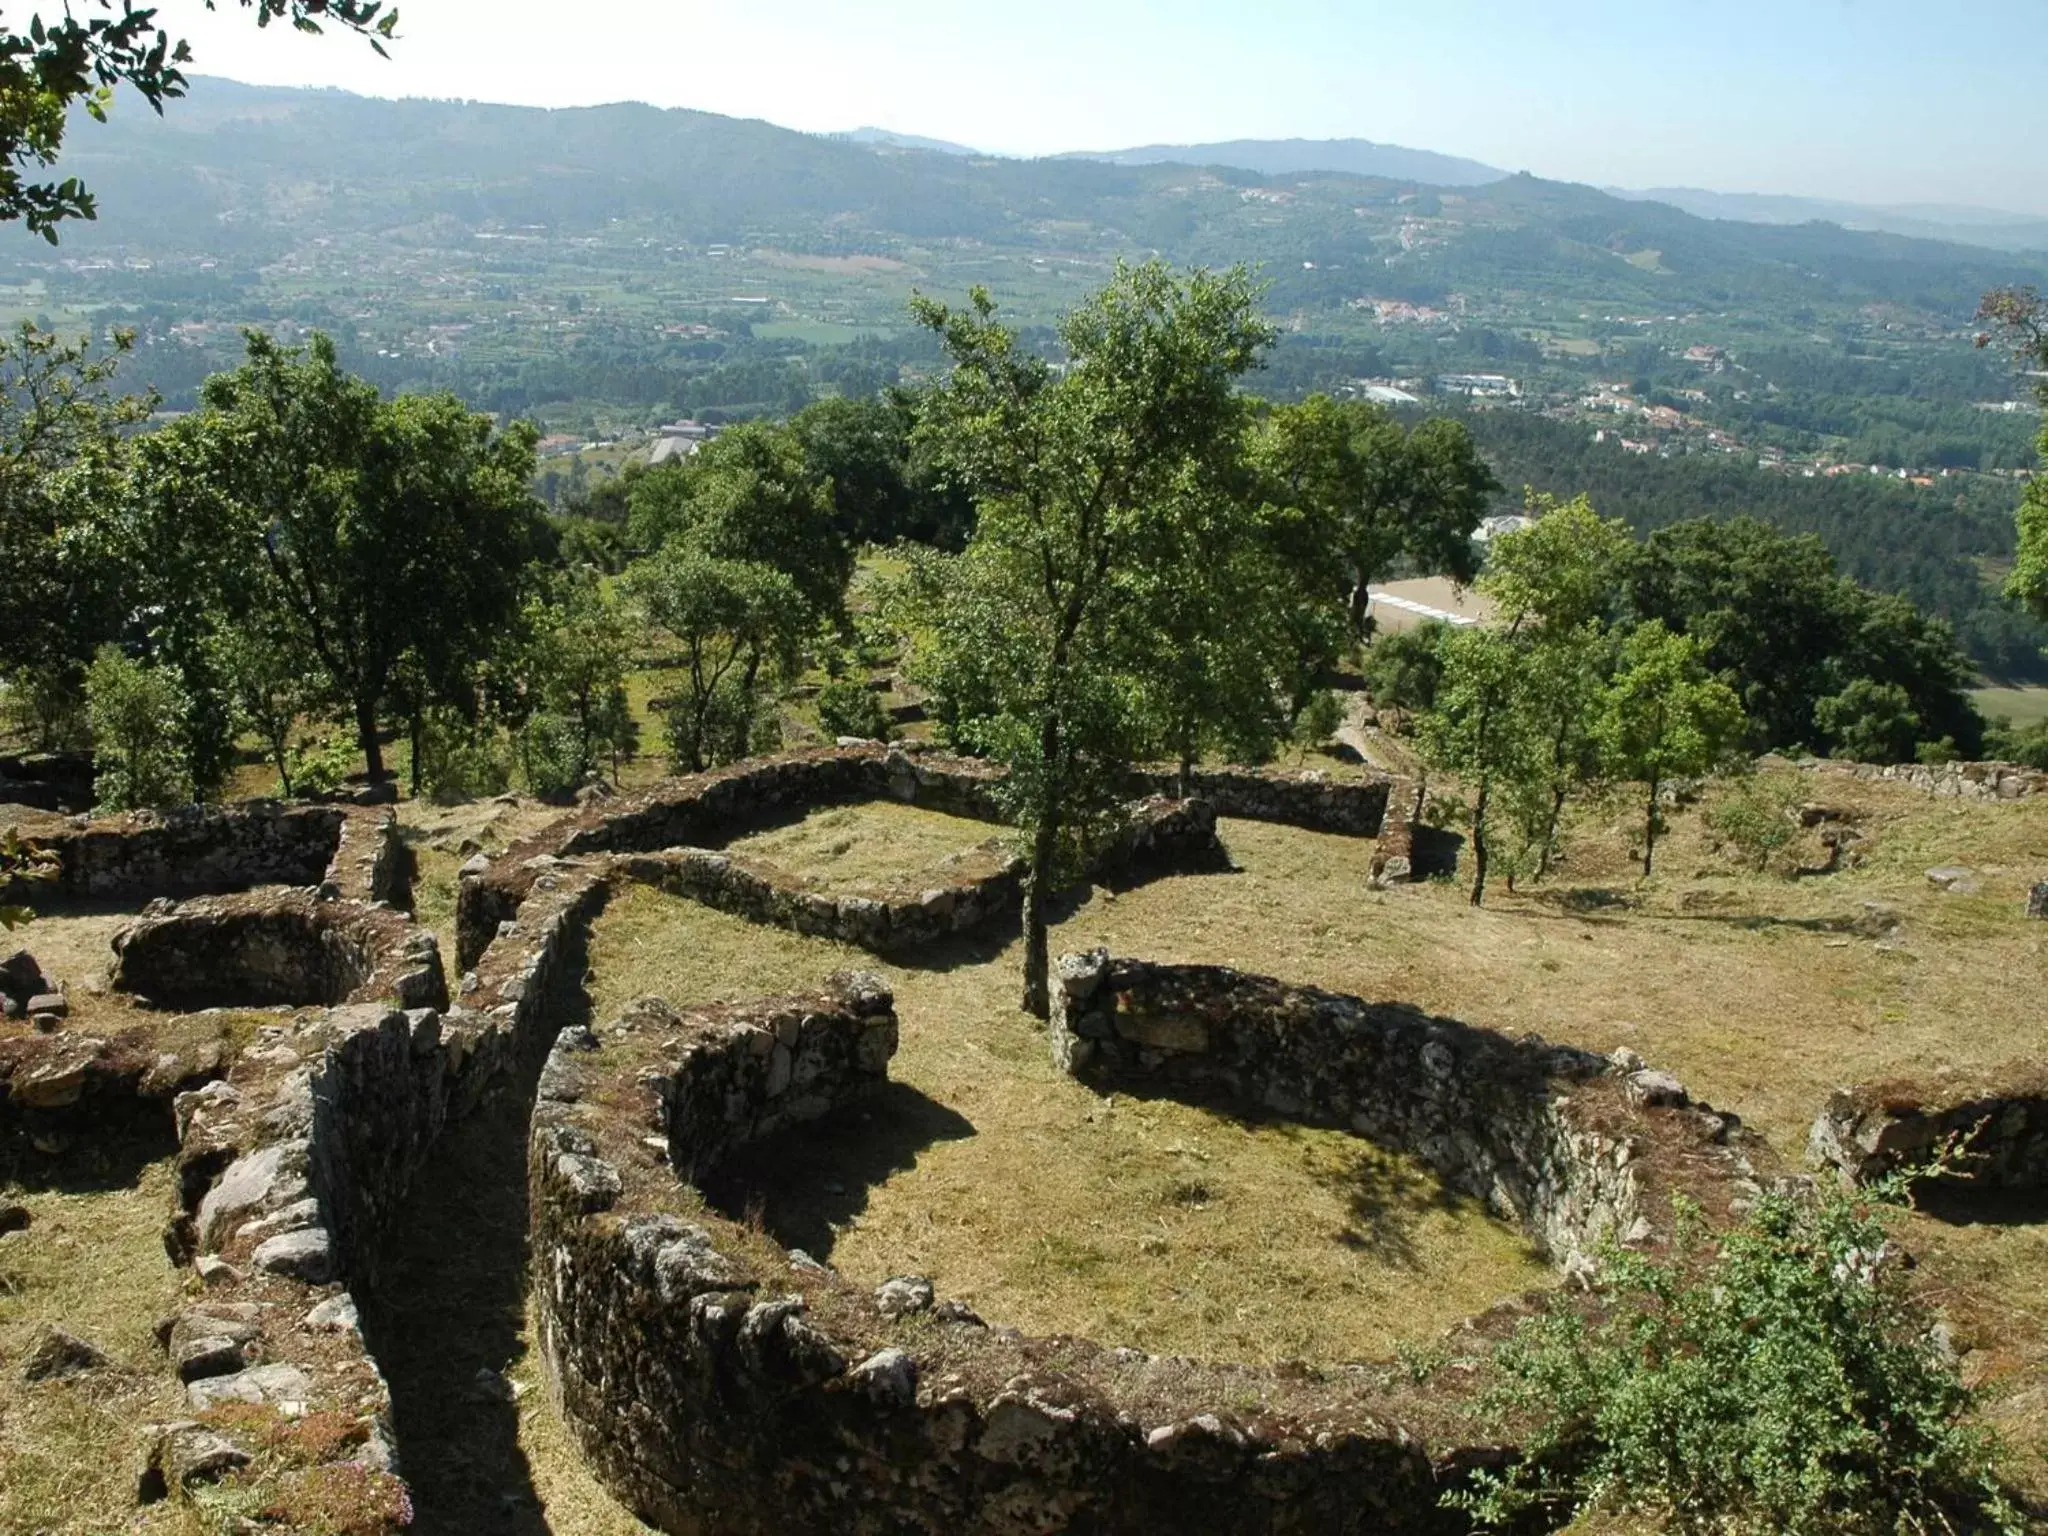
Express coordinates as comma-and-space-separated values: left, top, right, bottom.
251, 1226, 335, 1283
1112, 1008, 1208, 1054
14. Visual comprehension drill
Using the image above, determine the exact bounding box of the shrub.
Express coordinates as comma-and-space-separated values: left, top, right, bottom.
1702, 774, 1807, 873
415, 706, 511, 801
1, 663, 87, 751
816, 675, 892, 742
1985, 716, 2048, 770
1447, 1183, 2020, 1534
1361, 622, 1448, 716
85, 645, 193, 811
1816, 679, 1920, 765
1289, 688, 1345, 759
286, 733, 358, 799
519, 709, 588, 801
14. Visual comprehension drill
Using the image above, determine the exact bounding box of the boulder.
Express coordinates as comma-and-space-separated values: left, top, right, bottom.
874, 1274, 935, 1319
0, 949, 50, 1002
22, 1325, 108, 1381
25, 992, 66, 1019
1925, 866, 1982, 895
0, 1202, 29, 1236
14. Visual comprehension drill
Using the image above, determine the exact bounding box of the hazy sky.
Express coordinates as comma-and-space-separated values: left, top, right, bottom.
160, 0, 2048, 215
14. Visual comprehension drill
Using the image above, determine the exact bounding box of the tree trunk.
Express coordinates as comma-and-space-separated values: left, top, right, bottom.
1469, 772, 1491, 907
1020, 813, 1059, 1018
355, 696, 385, 785
1537, 785, 1568, 881
409, 711, 424, 798
267, 724, 294, 800
1347, 578, 1371, 637
1642, 775, 1660, 877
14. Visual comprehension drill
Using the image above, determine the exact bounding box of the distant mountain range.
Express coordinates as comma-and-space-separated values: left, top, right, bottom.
823, 126, 2046, 256
1059, 136, 1507, 189
40, 76, 2047, 324
1608, 187, 2048, 254
831, 127, 983, 156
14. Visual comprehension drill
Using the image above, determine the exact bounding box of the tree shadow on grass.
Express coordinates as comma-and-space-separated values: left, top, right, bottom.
699, 1082, 975, 1263
356, 1055, 551, 1536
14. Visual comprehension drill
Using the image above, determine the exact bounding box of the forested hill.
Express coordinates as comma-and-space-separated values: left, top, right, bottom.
46, 78, 2048, 318
1457, 410, 2047, 680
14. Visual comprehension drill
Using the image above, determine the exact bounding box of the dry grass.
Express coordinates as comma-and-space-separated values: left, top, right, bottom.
590, 879, 1552, 1367
0, 1136, 192, 1535
593, 772, 2048, 1492
723, 802, 1011, 896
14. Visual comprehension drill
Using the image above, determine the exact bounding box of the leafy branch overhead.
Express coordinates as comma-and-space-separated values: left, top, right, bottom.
0, 0, 397, 239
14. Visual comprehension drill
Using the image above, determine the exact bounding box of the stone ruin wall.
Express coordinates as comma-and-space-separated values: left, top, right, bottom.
0, 802, 414, 908
527, 979, 1468, 1536
1809, 1065, 2048, 1192
1048, 955, 1771, 1270
458, 743, 1400, 969
14, 747, 1735, 1532
110, 890, 448, 1013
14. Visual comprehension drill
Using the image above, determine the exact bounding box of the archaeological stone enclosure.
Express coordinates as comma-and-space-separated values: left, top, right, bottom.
3, 740, 2041, 1532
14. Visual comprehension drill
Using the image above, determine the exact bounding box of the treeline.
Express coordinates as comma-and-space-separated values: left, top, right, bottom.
1454, 409, 2048, 679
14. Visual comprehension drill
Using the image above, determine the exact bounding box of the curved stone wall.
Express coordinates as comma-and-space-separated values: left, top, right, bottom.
0, 802, 410, 906
110, 890, 447, 1011
528, 982, 1473, 1536
458, 744, 1379, 969
1048, 954, 1769, 1268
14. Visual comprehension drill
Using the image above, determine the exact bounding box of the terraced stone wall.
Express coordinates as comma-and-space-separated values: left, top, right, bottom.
459, 747, 1007, 969
1125, 765, 1392, 836
618, 846, 1023, 956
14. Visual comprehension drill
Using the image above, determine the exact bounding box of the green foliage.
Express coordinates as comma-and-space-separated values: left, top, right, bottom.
1627, 516, 1982, 759
815, 676, 893, 742
84, 644, 193, 811
632, 545, 806, 774
1, 664, 88, 752
1979, 290, 2048, 631
1483, 492, 1634, 633
906, 260, 1276, 1012
1253, 393, 1498, 638
414, 707, 511, 802
1360, 624, 1449, 715
188, 331, 544, 784
628, 421, 852, 624
517, 569, 635, 791
0, 0, 396, 239
1815, 678, 1922, 765
1289, 689, 1344, 759
0, 324, 151, 726
285, 732, 359, 799
1702, 773, 1808, 873
1985, 715, 2048, 769
0, 828, 56, 930
1597, 622, 1747, 875
517, 711, 589, 801
1448, 1185, 2020, 1535
1417, 627, 1539, 905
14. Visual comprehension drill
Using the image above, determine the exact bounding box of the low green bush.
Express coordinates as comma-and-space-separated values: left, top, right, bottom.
85, 645, 193, 811
815, 675, 893, 743
1448, 1181, 2020, 1534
